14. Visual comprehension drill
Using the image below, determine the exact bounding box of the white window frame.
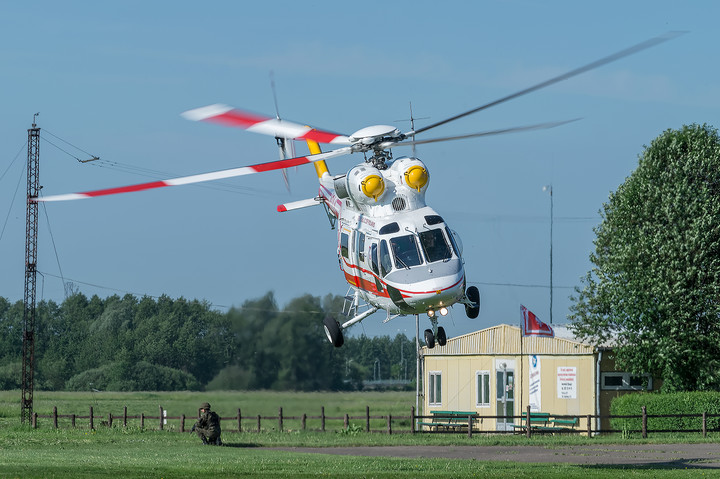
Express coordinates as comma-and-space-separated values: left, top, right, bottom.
428, 371, 442, 406
476, 370, 491, 407
601, 372, 652, 391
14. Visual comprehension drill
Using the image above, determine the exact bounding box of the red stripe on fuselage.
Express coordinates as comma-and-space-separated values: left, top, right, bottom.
342, 257, 464, 298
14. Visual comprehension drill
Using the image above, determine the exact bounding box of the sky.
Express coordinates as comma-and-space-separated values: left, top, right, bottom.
1, 0, 718, 341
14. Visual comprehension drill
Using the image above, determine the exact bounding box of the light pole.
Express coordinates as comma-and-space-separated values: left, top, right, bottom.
543, 184, 553, 324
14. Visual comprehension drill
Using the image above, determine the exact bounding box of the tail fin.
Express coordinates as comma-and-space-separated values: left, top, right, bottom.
306, 138, 329, 179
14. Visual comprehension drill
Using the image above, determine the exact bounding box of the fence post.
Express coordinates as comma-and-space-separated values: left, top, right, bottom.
159, 406, 164, 430
108, 413, 112, 428
141, 413, 145, 429
279, 407, 283, 432
411, 406, 416, 435
53, 406, 58, 429
387, 414, 392, 435
72, 414, 76, 428
321, 407, 325, 432
32, 412, 38, 429
366, 406, 370, 433
467, 415, 473, 439
587, 414, 592, 437
123, 406, 128, 427
237, 408, 242, 433
641, 406, 648, 439
181, 414, 186, 432
256, 414, 261, 433
90, 406, 94, 430
703, 412, 707, 438
302, 413, 307, 431
526, 405, 531, 439
344, 413, 349, 430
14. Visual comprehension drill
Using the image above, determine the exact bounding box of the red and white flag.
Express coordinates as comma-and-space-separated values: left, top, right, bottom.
520, 305, 554, 337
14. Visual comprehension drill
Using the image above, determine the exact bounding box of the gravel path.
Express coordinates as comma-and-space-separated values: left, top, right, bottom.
272, 444, 720, 468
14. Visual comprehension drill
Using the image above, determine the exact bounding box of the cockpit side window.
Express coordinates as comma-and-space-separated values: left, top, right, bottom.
380, 240, 393, 277
419, 228, 452, 263
446, 226, 462, 257
389, 235, 423, 269
370, 243, 380, 275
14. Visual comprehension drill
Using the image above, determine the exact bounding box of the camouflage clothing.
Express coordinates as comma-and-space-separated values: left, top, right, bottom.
194, 409, 222, 445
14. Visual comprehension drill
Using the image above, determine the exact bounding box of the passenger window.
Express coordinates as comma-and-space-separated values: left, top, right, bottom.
358, 232, 366, 263
389, 235, 422, 268
380, 240, 393, 277
340, 232, 349, 259
419, 229, 452, 263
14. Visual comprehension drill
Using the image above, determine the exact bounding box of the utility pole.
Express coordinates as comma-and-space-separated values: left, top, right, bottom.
543, 184, 553, 324
21, 114, 40, 423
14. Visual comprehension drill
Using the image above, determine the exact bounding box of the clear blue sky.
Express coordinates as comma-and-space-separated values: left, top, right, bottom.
1, 0, 717, 339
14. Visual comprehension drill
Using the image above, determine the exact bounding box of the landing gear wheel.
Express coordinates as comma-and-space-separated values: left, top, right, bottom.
436, 326, 447, 346
424, 329, 435, 349
323, 316, 344, 348
465, 286, 480, 319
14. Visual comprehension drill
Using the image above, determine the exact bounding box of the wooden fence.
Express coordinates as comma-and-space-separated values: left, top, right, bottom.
27, 404, 720, 438
30, 405, 410, 434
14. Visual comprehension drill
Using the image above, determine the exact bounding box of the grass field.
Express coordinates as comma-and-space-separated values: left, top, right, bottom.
0, 390, 717, 478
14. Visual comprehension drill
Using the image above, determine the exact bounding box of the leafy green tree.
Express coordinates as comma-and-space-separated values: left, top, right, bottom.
570, 124, 720, 392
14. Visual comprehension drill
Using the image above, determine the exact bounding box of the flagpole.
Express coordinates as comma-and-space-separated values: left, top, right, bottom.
519, 317, 524, 418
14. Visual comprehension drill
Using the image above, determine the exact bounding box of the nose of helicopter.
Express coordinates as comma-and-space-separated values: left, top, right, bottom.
401, 264, 466, 314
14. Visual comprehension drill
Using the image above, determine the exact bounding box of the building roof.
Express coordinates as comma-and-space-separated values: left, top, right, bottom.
423, 324, 595, 356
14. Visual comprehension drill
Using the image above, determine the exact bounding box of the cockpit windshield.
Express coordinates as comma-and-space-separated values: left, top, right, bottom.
389, 235, 423, 269
419, 228, 452, 263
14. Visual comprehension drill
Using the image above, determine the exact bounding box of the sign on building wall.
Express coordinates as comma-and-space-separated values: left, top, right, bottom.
557, 366, 577, 399
529, 355, 541, 411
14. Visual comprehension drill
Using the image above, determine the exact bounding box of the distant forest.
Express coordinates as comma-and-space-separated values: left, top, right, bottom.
0, 292, 416, 392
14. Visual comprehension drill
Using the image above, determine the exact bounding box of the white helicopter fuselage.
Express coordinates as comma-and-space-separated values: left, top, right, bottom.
318, 155, 466, 316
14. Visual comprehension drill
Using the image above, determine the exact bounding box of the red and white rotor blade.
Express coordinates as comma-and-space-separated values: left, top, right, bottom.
36, 147, 352, 202
181, 104, 351, 145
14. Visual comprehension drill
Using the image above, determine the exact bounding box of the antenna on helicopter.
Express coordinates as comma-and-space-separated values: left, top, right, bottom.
395, 104, 429, 158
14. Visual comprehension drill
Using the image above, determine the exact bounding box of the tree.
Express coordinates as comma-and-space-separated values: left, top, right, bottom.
570, 124, 720, 392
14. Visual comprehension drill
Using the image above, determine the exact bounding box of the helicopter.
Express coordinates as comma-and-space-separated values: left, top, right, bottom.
35, 32, 681, 348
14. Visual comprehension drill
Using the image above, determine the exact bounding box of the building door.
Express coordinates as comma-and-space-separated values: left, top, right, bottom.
496, 367, 515, 431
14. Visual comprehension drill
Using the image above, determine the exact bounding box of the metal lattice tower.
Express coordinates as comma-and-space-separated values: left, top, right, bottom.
21, 119, 40, 424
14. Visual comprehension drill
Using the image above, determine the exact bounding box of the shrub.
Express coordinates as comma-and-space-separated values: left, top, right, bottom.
610, 391, 720, 432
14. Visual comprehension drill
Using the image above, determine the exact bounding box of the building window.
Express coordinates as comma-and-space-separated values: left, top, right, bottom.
476, 371, 490, 407
428, 371, 442, 406
601, 372, 652, 391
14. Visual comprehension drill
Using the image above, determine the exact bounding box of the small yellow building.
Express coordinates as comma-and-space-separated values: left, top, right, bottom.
421, 324, 658, 432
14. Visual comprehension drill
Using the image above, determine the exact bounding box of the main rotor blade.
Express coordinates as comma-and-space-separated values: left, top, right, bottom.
388, 119, 581, 148
412, 31, 685, 136
182, 104, 351, 145
35, 147, 352, 202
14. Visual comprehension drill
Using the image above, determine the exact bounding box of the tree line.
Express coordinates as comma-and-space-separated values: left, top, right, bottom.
0, 291, 416, 392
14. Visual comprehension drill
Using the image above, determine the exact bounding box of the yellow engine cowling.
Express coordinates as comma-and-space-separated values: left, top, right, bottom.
346, 165, 386, 204
404, 164, 428, 192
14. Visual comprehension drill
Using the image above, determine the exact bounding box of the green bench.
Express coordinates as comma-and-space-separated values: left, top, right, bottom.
418, 410, 476, 430
549, 416, 579, 429
512, 412, 579, 433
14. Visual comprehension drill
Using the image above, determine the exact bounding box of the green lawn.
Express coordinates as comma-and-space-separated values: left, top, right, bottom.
0, 427, 708, 478
0, 390, 717, 477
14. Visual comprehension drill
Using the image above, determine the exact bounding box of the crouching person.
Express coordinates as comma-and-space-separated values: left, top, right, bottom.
192, 402, 222, 445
